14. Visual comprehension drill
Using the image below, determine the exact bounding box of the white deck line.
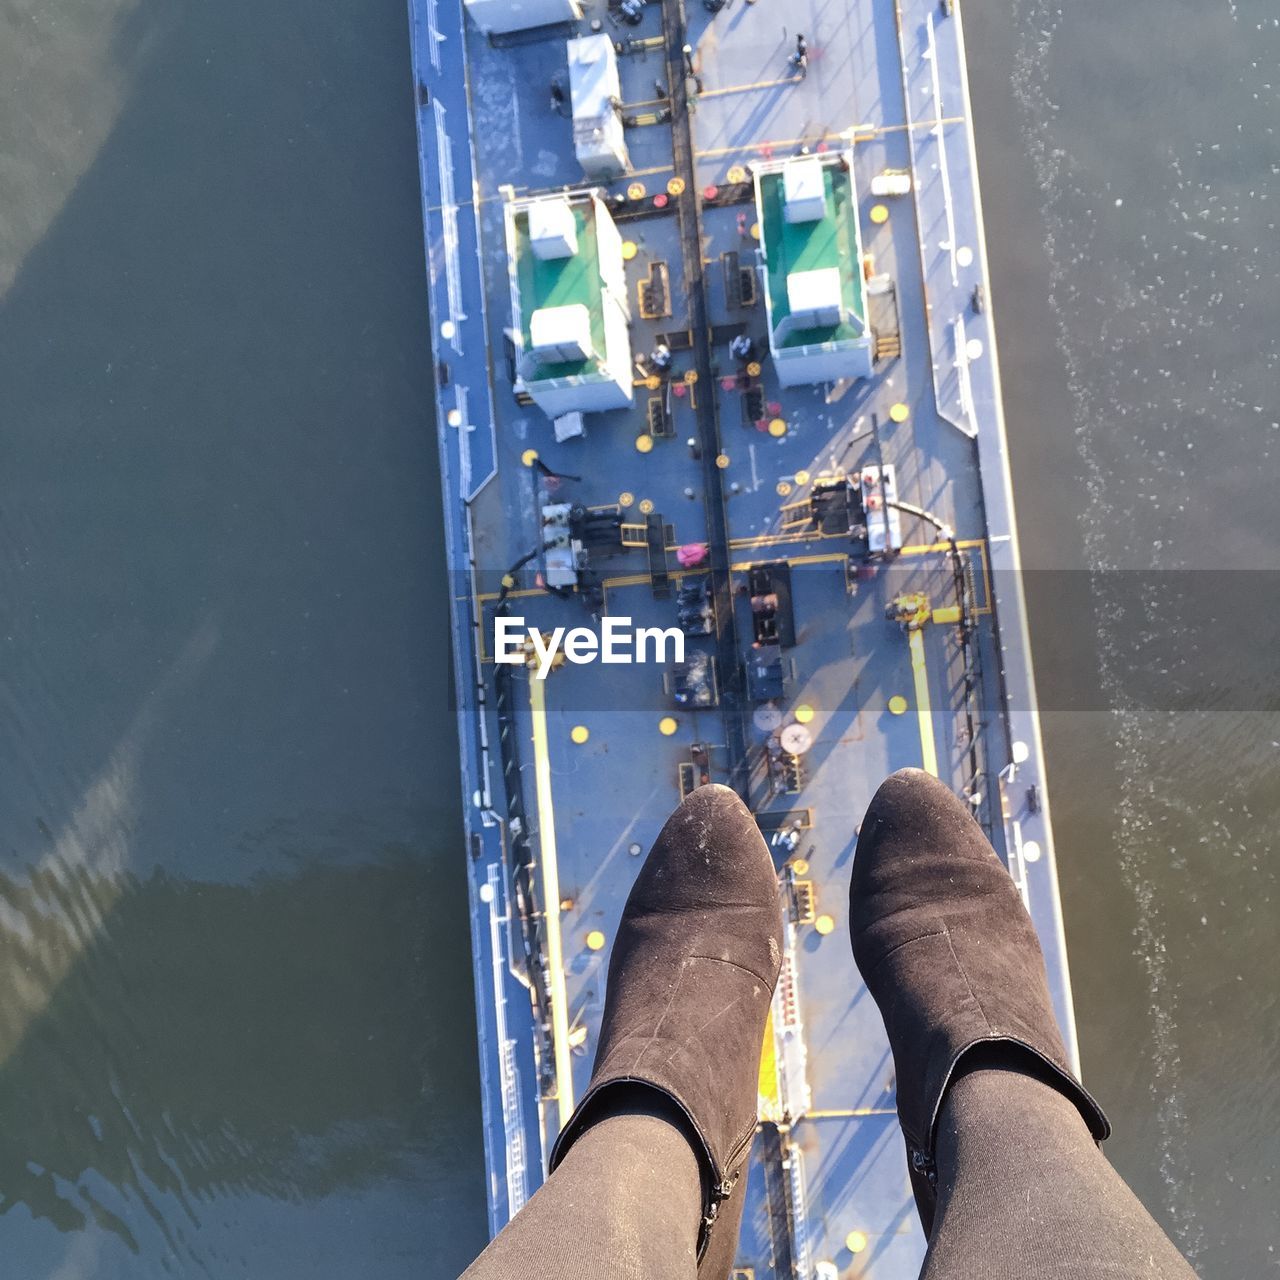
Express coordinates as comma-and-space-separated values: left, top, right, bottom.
925, 12, 960, 289
897, 6, 971, 443
527, 676, 576, 1126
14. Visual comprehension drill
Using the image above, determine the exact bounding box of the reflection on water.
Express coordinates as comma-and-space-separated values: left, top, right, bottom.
0, 0, 486, 1273
1, 853, 458, 1251
0, 0, 146, 299
1, 623, 218, 1067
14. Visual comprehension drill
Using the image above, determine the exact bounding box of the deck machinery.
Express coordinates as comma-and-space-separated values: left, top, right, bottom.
408, 0, 1082, 1273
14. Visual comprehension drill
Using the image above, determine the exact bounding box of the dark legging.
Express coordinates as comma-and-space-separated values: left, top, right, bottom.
922, 1048, 1195, 1278
461, 1062, 1196, 1280
460, 1092, 702, 1280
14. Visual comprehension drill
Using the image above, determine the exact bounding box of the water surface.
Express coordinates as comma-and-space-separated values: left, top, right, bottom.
969, 2, 1279, 1273
0, 0, 487, 1274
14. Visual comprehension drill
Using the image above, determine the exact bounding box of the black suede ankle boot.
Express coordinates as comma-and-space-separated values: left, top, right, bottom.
849, 768, 1110, 1236
550, 784, 783, 1273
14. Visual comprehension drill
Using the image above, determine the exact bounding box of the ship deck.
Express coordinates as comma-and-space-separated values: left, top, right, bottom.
408, 0, 1079, 1274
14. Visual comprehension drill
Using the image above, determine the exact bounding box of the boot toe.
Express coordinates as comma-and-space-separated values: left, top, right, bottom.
850, 769, 1003, 948
857, 768, 990, 867
640, 783, 781, 919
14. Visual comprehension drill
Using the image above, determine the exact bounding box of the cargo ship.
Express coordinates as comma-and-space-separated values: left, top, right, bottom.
408, 0, 1081, 1271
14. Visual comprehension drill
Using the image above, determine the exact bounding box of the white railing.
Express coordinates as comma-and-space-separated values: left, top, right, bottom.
486, 862, 529, 1215
786, 1142, 812, 1279
453, 382, 472, 500
952, 314, 979, 438
925, 11, 959, 288
1007, 818, 1031, 912
434, 100, 466, 353
772, 915, 812, 1121
425, 0, 443, 71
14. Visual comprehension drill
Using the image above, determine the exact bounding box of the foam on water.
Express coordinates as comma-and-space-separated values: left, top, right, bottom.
1005, 0, 1280, 1267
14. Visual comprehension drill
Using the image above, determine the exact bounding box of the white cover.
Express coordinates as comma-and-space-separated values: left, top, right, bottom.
529, 199, 578, 260
783, 157, 826, 224
530, 303, 593, 363
553, 411, 586, 441
786, 268, 842, 329
568, 35, 629, 177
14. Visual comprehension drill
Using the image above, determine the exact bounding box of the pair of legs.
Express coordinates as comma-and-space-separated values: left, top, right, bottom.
463, 774, 1195, 1280
464, 1064, 1192, 1279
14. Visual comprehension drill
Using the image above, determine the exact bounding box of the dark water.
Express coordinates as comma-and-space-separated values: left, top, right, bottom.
969, 1, 1280, 1275
0, 0, 486, 1274
1, 0, 1275, 1277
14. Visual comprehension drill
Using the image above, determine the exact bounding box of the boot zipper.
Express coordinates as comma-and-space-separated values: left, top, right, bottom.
908, 1145, 937, 1188
703, 1174, 738, 1229
698, 1176, 736, 1264
702, 1129, 754, 1232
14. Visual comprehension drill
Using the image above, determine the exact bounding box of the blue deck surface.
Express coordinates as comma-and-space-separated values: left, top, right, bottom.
408, 0, 1080, 1273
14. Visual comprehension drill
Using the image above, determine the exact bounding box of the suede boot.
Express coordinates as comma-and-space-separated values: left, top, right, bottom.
550, 784, 782, 1273
848, 768, 1110, 1236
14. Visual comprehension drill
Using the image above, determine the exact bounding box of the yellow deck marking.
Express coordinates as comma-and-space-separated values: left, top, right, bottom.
908, 627, 938, 777
804, 1108, 899, 1119
528, 676, 576, 1123
700, 75, 802, 99
758, 1007, 780, 1116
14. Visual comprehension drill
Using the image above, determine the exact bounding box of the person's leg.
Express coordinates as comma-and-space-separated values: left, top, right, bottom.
848, 769, 1194, 1279
457, 785, 782, 1280
920, 1046, 1197, 1278
461, 1089, 702, 1280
